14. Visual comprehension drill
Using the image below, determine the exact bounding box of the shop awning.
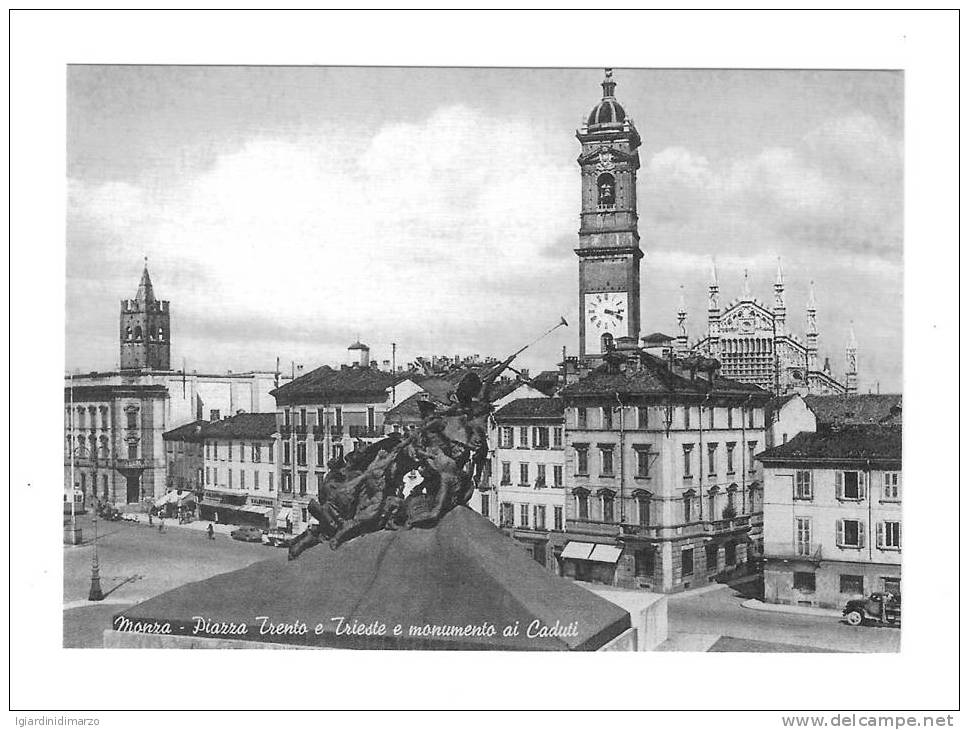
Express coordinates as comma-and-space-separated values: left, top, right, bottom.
589, 544, 623, 564
275, 507, 292, 526
560, 541, 596, 560
155, 491, 197, 508
200, 501, 272, 517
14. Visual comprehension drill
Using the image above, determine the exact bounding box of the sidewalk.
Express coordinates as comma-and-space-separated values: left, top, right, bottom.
666, 572, 761, 601
120, 513, 235, 535
741, 598, 842, 618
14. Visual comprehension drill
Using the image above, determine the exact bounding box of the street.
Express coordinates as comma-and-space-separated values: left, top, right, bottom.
665, 577, 901, 653
63, 512, 288, 647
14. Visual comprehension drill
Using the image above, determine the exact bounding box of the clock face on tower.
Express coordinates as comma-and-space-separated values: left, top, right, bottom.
584, 291, 628, 352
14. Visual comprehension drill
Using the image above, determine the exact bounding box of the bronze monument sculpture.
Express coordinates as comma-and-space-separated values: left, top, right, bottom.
287, 319, 567, 560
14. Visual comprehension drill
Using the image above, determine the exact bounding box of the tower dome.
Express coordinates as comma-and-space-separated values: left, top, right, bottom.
586, 68, 627, 128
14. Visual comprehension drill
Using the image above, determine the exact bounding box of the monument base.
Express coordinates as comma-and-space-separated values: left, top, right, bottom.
64, 526, 83, 545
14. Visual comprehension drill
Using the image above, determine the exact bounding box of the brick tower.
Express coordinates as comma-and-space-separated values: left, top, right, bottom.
120, 260, 171, 371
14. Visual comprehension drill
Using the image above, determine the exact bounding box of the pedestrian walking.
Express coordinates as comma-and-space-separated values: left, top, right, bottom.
148, 511, 153, 527
207, 523, 215, 540
158, 517, 165, 533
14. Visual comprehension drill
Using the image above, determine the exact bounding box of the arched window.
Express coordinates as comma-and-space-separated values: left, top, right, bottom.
601, 332, 615, 352
125, 326, 133, 341
133, 325, 143, 340
597, 488, 616, 523
633, 489, 652, 526
726, 484, 738, 514
707, 486, 720, 520
596, 173, 616, 206
572, 487, 590, 521
158, 326, 165, 342
683, 489, 695, 523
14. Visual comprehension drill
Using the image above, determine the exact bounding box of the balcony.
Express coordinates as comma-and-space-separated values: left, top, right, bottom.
619, 523, 663, 540
348, 425, 383, 439
114, 457, 151, 471
280, 425, 293, 438
295, 425, 308, 440
763, 542, 824, 563
704, 515, 751, 535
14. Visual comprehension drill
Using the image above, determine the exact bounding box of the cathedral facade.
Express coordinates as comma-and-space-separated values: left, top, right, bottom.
679, 261, 856, 396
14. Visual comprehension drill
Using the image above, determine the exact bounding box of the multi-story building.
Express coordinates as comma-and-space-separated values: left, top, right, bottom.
757, 423, 901, 608
65, 263, 286, 504
682, 264, 854, 396
768, 392, 902, 448
269, 342, 423, 532
198, 412, 279, 529
559, 344, 770, 592
488, 398, 567, 568
161, 420, 206, 493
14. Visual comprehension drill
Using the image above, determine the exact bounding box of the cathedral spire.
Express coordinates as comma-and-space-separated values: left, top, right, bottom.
136, 258, 155, 303
707, 258, 721, 354
741, 268, 752, 299
845, 323, 858, 394
601, 68, 616, 98
805, 280, 818, 372
676, 286, 689, 357
773, 257, 786, 334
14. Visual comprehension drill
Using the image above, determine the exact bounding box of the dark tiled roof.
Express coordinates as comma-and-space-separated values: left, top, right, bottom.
201, 413, 277, 440
494, 398, 565, 421
163, 420, 207, 442
383, 393, 450, 423
803, 394, 902, 426
642, 332, 674, 344
757, 424, 902, 463
560, 352, 767, 401
271, 365, 407, 405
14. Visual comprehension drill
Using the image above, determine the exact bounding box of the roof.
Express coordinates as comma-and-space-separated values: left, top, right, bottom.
560, 351, 767, 401
201, 412, 277, 440
757, 424, 902, 464
271, 365, 407, 406
587, 72, 627, 127
114, 507, 630, 651
803, 394, 902, 426
162, 420, 207, 442
383, 392, 450, 423
347, 341, 369, 350
494, 398, 565, 421
642, 332, 674, 344
135, 263, 155, 302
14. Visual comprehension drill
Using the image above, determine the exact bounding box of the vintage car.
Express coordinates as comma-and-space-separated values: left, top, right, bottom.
261, 530, 293, 548
842, 592, 901, 627
230, 525, 265, 543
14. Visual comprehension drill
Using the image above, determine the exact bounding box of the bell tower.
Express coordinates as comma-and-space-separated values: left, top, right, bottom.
576, 69, 643, 359
120, 259, 171, 371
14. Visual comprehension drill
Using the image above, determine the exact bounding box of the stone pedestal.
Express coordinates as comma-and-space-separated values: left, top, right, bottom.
109, 507, 636, 651
64, 525, 83, 545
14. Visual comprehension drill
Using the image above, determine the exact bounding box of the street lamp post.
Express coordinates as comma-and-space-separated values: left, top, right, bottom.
88, 446, 104, 601
65, 376, 83, 545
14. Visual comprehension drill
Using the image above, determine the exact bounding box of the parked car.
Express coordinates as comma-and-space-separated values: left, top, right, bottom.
230, 525, 265, 543
261, 530, 293, 548
97, 503, 123, 521
843, 592, 901, 627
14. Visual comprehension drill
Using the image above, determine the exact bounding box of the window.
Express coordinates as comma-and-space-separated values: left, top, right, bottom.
267, 443, 274, 464
298, 473, 307, 496
552, 427, 563, 448
367, 407, 375, 430
600, 446, 614, 476
500, 462, 511, 485
316, 442, 326, 466
284, 409, 291, 427
332, 444, 344, 461
794, 470, 813, 500
727, 407, 734, 429
836, 471, 864, 500
683, 492, 694, 522
882, 472, 901, 501
533, 427, 549, 448
553, 465, 563, 487
535, 464, 547, 487
635, 446, 652, 478
268, 472, 274, 492
782, 433, 788, 444
253, 471, 259, 490
297, 442, 307, 466
205, 467, 210, 485
707, 488, 718, 519
577, 408, 588, 428
227, 441, 234, 461
282, 471, 292, 493
636, 496, 651, 526
519, 504, 530, 528
602, 407, 613, 430
837, 518, 865, 548
748, 407, 755, 429
251, 443, 261, 462
635, 548, 655, 577
597, 172, 615, 206
682, 444, 694, 477
576, 447, 589, 475
283, 442, 291, 465
518, 427, 529, 448
795, 517, 812, 556
239, 442, 245, 461
726, 442, 736, 473
840, 574, 865, 594
480, 493, 490, 518
705, 544, 718, 571
707, 443, 718, 475
707, 406, 715, 429
500, 503, 514, 527
724, 540, 736, 566
519, 463, 529, 485
212, 468, 218, 486
878, 521, 901, 549
602, 492, 614, 522
239, 470, 245, 490
205, 442, 211, 459
126, 410, 138, 429
534, 505, 546, 530
747, 441, 757, 472
498, 427, 514, 448
681, 548, 694, 577
577, 492, 589, 520
317, 408, 326, 427
637, 407, 649, 429
553, 506, 563, 531
684, 407, 691, 430
793, 572, 816, 593
228, 469, 233, 488
335, 407, 343, 428
128, 443, 138, 460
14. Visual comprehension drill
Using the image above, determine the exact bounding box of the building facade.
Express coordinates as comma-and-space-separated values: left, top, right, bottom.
162, 420, 206, 494
685, 264, 853, 396
488, 398, 567, 569
199, 412, 279, 528
65, 263, 286, 504
758, 424, 902, 608
559, 345, 770, 593
269, 343, 423, 533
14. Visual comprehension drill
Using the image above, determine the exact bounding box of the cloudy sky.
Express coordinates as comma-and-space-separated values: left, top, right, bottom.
67, 66, 902, 391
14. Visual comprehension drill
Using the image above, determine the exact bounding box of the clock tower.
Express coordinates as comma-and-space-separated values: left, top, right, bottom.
576, 69, 643, 359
